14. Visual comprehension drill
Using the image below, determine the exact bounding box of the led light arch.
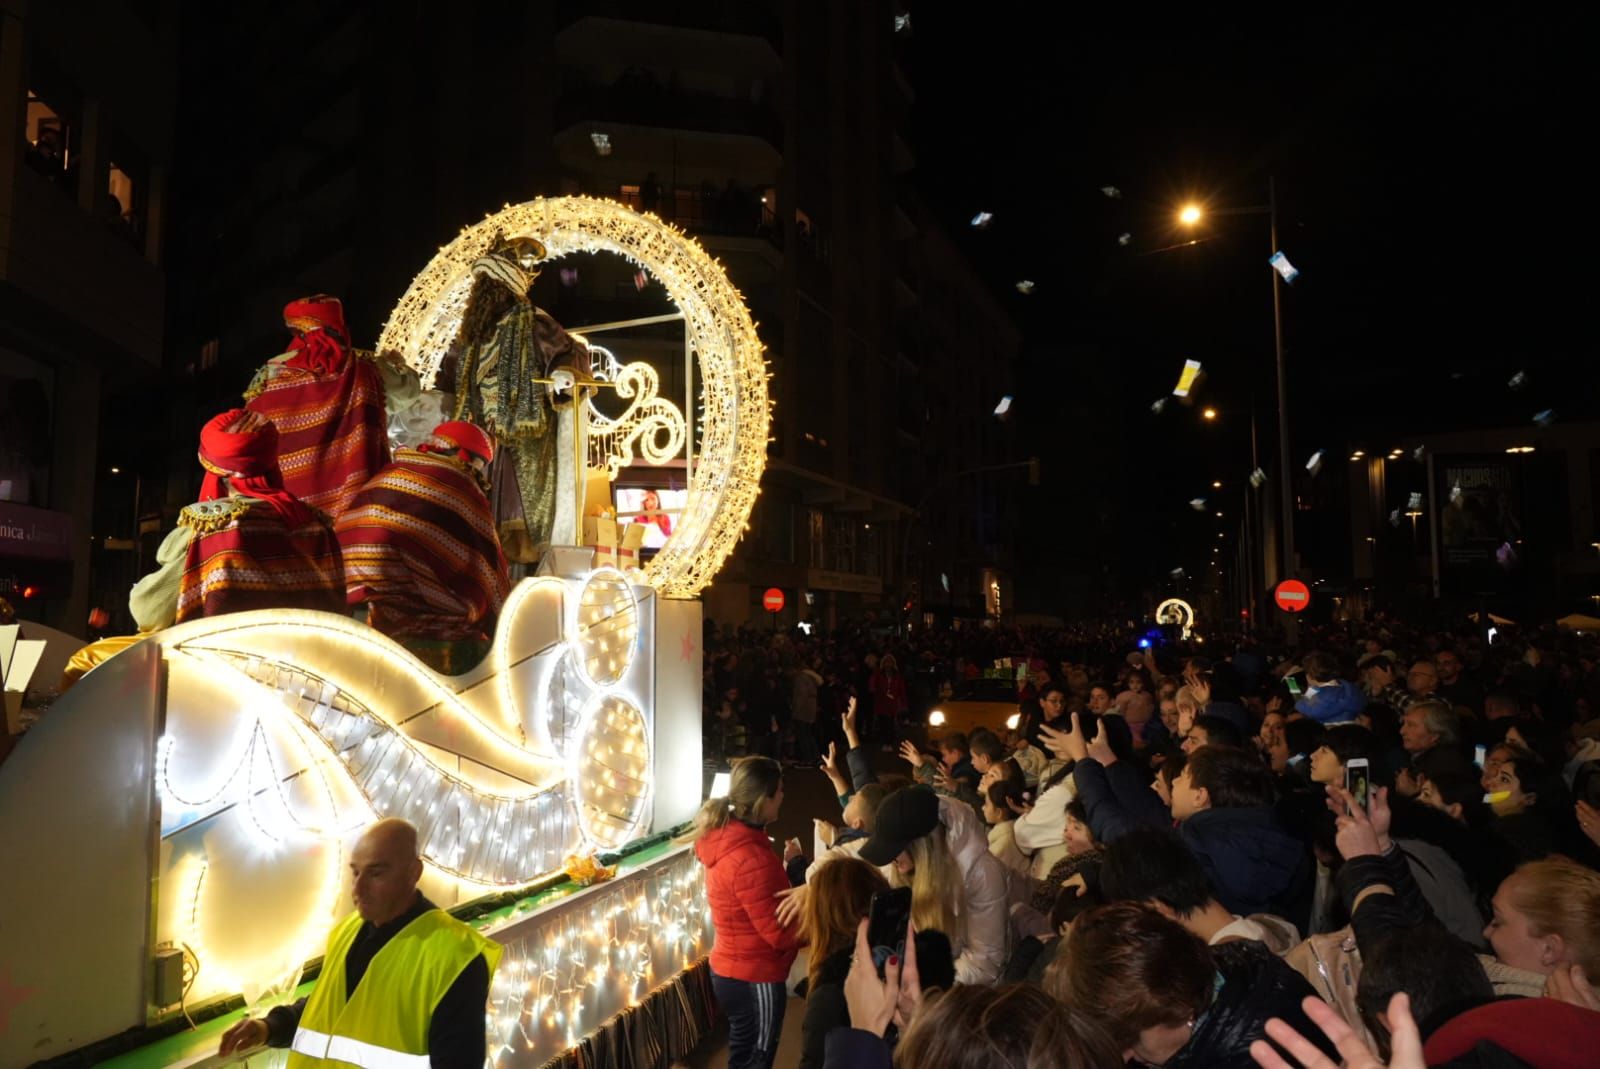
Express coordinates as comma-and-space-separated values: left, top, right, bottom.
376, 196, 770, 598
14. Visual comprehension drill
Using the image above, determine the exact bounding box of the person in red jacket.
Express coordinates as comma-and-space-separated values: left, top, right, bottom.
690, 756, 798, 1069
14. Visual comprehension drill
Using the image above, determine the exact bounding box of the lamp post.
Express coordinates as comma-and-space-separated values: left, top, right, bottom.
1178, 179, 1295, 589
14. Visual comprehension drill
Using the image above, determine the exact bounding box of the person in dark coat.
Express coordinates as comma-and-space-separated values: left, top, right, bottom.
1046, 901, 1334, 1068
1170, 745, 1313, 931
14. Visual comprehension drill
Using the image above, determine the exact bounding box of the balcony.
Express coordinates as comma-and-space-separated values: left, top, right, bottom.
556, 72, 783, 154
556, 4, 783, 50
1, 165, 163, 368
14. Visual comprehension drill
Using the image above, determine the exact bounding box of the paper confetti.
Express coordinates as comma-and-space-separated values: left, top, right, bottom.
971, 211, 994, 229
1306, 450, 1325, 476
1118, 232, 1132, 246
633, 269, 648, 291
1389, 508, 1402, 527
1497, 542, 1518, 568
1449, 484, 1463, 504
1407, 491, 1423, 510
1172, 359, 1203, 398
1151, 397, 1169, 414
1015, 280, 1035, 294
1189, 498, 1207, 512
559, 266, 579, 287
1269, 251, 1300, 283
1170, 568, 1186, 579
1412, 445, 1426, 461
1533, 409, 1555, 428
1101, 186, 1122, 199
1250, 468, 1267, 488
590, 132, 612, 156
1508, 370, 1527, 390
994, 395, 1014, 417
894, 13, 912, 32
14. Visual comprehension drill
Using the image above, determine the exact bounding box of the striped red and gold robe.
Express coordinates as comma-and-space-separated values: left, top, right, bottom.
175, 498, 346, 623
334, 449, 511, 641
244, 350, 390, 521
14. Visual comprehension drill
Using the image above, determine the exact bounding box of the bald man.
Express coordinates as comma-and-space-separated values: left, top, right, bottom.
219, 819, 501, 1067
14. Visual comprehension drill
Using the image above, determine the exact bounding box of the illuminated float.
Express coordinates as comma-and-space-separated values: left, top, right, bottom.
0, 197, 768, 1066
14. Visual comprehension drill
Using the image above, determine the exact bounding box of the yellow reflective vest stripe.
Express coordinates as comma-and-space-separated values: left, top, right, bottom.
286, 907, 501, 1068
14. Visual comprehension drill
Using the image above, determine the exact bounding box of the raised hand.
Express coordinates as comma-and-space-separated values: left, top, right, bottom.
1325, 785, 1383, 860
844, 918, 899, 1038
1251, 993, 1423, 1069
1086, 718, 1117, 766
892, 915, 923, 1029
843, 696, 859, 744
899, 739, 925, 769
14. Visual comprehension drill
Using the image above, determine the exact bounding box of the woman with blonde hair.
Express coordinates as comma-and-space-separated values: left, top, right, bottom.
796, 857, 952, 1069
688, 756, 796, 1069
1485, 856, 1600, 979
857, 785, 1009, 983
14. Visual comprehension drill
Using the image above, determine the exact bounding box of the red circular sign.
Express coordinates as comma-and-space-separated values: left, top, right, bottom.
762, 588, 785, 613
1274, 579, 1311, 613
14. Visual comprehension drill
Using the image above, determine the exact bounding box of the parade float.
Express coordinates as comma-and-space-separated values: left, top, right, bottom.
0, 197, 769, 1067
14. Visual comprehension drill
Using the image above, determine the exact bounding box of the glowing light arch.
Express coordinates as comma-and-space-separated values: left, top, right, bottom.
376, 196, 770, 598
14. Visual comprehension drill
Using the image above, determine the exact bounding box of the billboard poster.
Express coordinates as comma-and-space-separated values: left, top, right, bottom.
1437, 456, 1522, 571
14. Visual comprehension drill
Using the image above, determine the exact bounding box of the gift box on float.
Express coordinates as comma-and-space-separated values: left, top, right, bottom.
583, 513, 647, 571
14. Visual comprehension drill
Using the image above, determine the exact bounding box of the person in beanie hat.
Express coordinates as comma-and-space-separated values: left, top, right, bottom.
130, 409, 344, 629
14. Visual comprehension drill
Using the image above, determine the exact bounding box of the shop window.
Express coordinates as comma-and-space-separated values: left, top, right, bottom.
827, 516, 856, 573
807, 509, 826, 568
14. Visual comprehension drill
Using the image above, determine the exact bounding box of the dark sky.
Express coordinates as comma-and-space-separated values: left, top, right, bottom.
904, 9, 1593, 599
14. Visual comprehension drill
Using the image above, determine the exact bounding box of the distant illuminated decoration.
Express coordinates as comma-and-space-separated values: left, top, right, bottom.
375, 196, 769, 599
1155, 597, 1196, 641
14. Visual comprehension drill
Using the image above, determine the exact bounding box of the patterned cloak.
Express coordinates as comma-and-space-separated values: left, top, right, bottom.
175, 497, 346, 624
244, 350, 391, 521
334, 448, 511, 641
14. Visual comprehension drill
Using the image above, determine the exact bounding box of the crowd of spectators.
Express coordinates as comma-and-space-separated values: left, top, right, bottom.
693, 611, 1600, 1067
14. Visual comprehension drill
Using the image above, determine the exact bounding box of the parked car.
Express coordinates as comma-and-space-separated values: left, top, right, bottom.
926, 676, 1022, 743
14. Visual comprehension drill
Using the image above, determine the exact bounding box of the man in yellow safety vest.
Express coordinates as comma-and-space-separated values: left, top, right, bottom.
218, 818, 500, 1067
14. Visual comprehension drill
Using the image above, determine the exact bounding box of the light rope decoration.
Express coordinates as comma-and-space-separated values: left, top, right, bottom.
375, 196, 770, 598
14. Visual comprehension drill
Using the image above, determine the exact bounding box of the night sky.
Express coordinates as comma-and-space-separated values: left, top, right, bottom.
903, 9, 1592, 602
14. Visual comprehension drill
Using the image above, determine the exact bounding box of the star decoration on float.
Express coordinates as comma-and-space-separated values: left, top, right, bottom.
0, 968, 36, 1036
679, 630, 697, 665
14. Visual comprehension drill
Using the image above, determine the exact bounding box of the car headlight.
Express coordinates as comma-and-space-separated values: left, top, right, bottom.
928, 710, 946, 727
1005, 712, 1021, 730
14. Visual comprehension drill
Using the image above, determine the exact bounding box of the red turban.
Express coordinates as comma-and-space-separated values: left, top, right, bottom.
283, 295, 350, 374
197, 409, 314, 526
423, 420, 495, 465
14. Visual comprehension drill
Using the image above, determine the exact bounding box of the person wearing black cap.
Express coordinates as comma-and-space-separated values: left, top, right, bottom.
857, 785, 1009, 984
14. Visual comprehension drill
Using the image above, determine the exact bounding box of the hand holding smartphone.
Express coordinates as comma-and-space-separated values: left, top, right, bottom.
866, 887, 913, 975
1344, 758, 1371, 816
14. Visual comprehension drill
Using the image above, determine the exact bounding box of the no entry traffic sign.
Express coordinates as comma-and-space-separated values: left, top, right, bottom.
1274, 579, 1311, 613
762, 587, 786, 613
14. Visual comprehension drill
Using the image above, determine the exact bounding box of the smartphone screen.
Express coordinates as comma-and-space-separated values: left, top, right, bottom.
867, 887, 913, 973
1285, 677, 1303, 697
1345, 759, 1371, 814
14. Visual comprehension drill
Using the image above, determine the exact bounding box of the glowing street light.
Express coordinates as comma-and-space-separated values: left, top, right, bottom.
1202, 407, 1218, 421
1178, 203, 1203, 226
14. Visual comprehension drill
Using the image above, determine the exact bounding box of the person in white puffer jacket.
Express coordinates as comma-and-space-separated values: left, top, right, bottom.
856, 785, 1010, 984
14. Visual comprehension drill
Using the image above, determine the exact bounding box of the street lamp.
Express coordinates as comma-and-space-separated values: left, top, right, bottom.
1202, 407, 1218, 421
1178, 178, 1295, 592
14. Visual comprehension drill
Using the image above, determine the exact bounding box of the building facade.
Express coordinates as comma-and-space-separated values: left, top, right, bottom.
155, 2, 1018, 632
0, 0, 174, 634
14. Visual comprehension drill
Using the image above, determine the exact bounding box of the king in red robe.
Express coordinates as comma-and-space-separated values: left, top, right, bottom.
244, 295, 391, 521
130, 409, 346, 628
334, 420, 510, 643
